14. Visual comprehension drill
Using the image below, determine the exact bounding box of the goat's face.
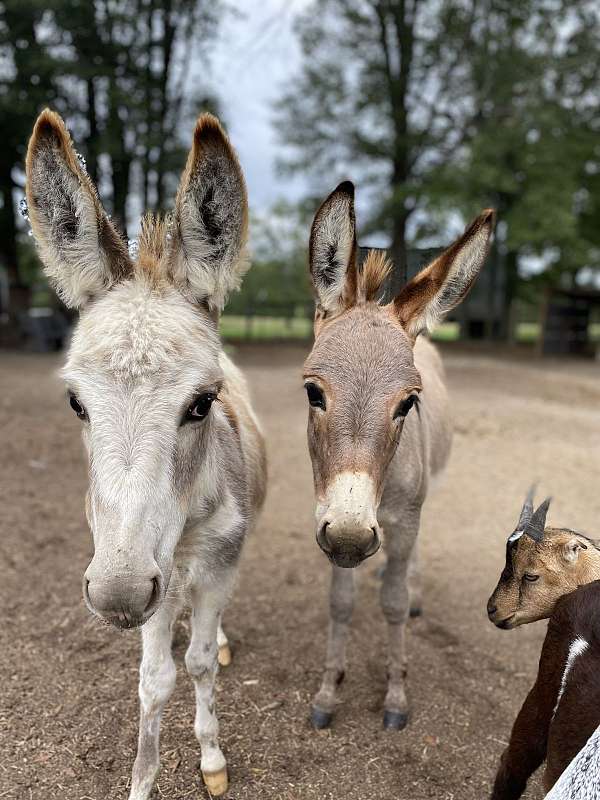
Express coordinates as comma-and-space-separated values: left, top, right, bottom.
487, 528, 595, 628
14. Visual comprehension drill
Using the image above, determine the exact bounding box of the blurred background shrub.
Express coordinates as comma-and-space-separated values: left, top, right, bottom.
1, 0, 599, 348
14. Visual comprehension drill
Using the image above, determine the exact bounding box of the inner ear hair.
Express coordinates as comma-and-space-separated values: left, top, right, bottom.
25, 108, 131, 307
309, 181, 357, 312
166, 112, 249, 311
392, 209, 495, 339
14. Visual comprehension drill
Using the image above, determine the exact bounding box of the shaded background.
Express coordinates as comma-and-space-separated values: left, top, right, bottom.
1, 0, 600, 348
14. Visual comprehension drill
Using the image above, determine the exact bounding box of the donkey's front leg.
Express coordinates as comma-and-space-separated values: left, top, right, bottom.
129, 598, 182, 800
185, 572, 234, 797
311, 565, 355, 728
380, 509, 420, 730
407, 540, 423, 618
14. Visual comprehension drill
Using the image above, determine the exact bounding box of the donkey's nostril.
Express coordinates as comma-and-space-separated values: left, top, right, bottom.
82, 577, 92, 609
365, 527, 381, 557
144, 574, 163, 616
487, 601, 497, 616
316, 522, 333, 553
84, 568, 163, 628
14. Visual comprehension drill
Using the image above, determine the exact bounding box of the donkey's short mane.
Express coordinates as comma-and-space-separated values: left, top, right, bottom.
359, 249, 392, 303
137, 213, 169, 276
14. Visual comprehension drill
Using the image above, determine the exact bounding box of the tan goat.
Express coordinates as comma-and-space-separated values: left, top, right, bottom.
487, 488, 600, 799
488, 487, 600, 628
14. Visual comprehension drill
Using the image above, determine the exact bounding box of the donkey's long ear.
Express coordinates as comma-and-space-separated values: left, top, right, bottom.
392, 210, 495, 339
166, 113, 249, 311
25, 109, 131, 308
308, 181, 357, 312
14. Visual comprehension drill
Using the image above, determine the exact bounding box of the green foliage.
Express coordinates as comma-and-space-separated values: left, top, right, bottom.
227, 201, 313, 315
0, 0, 223, 309
426, 1, 600, 283
275, 0, 480, 267
277, 0, 600, 336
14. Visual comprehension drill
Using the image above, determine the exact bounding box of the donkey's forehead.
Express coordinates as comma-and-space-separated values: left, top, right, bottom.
304, 307, 420, 390
65, 280, 220, 383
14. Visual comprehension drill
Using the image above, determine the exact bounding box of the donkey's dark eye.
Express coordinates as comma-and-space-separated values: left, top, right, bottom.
185, 393, 216, 423
523, 573, 539, 582
305, 383, 326, 410
69, 394, 87, 420
394, 395, 418, 420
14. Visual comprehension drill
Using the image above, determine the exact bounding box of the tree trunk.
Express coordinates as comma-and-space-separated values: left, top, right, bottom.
0, 164, 31, 343
85, 77, 100, 186
107, 92, 131, 236
374, 0, 415, 285
111, 154, 131, 238
390, 209, 408, 284
155, 0, 175, 210
0, 166, 18, 286
501, 249, 519, 343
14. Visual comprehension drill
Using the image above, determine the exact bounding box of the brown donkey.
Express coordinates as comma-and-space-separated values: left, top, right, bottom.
303, 181, 494, 728
25, 109, 266, 798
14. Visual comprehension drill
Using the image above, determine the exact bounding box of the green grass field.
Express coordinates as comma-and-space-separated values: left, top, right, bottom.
220, 315, 313, 340
220, 315, 464, 342
220, 315, 600, 344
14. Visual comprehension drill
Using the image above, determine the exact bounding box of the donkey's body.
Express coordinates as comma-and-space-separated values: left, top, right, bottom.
25, 109, 265, 798
303, 182, 493, 728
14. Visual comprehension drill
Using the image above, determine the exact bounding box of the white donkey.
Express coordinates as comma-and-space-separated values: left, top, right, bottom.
303, 181, 494, 729
25, 109, 266, 798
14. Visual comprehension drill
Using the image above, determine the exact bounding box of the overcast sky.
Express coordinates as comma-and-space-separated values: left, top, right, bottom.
206, 0, 311, 213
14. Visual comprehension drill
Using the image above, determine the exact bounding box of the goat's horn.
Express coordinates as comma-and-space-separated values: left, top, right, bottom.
525, 497, 551, 542
516, 484, 536, 531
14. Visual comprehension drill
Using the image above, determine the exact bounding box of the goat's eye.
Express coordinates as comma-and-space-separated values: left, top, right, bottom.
185, 393, 216, 422
523, 573, 539, 582
394, 395, 418, 420
69, 394, 87, 420
306, 383, 326, 410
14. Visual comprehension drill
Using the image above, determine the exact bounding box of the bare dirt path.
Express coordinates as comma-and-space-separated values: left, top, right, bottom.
1, 344, 599, 800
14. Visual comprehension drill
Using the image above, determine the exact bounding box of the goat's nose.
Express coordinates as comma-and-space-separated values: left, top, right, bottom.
84, 570, 163, 629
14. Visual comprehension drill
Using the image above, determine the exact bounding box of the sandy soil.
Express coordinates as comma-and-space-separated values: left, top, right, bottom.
1, 343, 599, 800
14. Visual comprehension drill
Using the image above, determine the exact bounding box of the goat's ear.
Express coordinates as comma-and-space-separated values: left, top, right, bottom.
25, 109, 131, 308
392, 210, 495, 339
166, 113, 249, 311
561, 538, 587, 564
309, 181, 357, 312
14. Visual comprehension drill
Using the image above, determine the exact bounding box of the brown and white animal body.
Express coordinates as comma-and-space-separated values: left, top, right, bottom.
490, 585, 600, 798
25, 109, 266, 798
488, 488, 600, 629
303, 181, 494, 728
487, 490, 600, 799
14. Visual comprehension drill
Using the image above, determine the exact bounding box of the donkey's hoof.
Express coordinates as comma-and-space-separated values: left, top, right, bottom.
311, 707, 333, 729
409, 605, 423, 618
383, 710, 408, 730
218, 644, 232, 667
202, 766, 228, 796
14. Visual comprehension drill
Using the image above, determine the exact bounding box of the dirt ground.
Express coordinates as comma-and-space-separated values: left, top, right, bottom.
1, 343, 599, 800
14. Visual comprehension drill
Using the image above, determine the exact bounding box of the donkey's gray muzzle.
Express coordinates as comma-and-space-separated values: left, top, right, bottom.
316, 522, 381, 568
83, 569, 163, 629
